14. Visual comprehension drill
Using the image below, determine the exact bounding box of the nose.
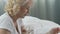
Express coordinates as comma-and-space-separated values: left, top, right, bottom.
27, 10, 29, 13
25, 8, 29, 14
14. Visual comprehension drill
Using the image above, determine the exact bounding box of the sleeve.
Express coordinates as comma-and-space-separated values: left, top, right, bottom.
23, 16, 60, 34
0, 16, 13, 33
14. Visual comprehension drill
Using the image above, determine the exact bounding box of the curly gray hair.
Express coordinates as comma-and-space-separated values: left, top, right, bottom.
4, 0, 32, 16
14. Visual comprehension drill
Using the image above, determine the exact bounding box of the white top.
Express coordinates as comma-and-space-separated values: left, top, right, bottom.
0, 13, 60, 34
0, 13, 22, 34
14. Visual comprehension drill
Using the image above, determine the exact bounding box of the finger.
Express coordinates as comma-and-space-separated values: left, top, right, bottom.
52, 27, 59, 33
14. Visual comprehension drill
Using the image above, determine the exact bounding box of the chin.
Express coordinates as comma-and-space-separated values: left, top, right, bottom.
21, 16, 25, 18
21, 13, 28, 18
22, 16, 25, 18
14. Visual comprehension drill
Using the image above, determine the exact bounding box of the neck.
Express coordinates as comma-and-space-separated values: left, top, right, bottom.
12, 16, 18, 22
9, 14, 18, 22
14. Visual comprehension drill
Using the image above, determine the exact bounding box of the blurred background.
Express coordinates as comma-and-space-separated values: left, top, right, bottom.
0, 0, 60, 24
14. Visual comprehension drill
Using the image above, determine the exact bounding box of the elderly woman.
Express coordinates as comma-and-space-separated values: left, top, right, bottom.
0, 0, 32, 34
0, 0, 60, 34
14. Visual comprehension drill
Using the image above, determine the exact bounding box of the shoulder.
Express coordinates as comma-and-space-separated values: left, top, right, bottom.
23, 16, 59, 26
23, 16, 54, 23
23, 16, 40, 22
0, 13, 13, 33
0, 13, 8, 22
0, 13, 12, 23
23, 16, 41, 24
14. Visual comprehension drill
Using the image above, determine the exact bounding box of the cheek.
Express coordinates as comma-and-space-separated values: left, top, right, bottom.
21, 8, 28, 13
24, 9, 28, 14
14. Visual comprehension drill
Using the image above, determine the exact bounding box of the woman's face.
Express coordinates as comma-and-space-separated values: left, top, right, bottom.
16, 0, 32, 18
